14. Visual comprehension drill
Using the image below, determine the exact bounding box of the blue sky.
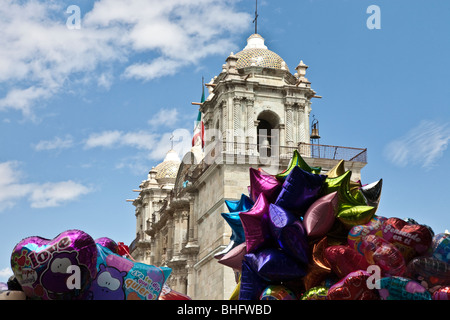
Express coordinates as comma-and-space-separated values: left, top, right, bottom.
1, 0, 449, 283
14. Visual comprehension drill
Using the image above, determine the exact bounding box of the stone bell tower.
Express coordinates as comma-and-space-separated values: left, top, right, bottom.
201, 34, 319, 161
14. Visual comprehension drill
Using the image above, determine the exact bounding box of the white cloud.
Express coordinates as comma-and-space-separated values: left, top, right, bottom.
0, 161, 92, 211
0, 0, 251, 118
84, 130, 157, 150
34, 135, 74, 151
28, 181, 92, 209
97, 72, 114, 90
85, 127, 192, 174
148, 108, 180, 128
0, 267, 13, 283
84, 130, 123, 149
385, 120, 450, 169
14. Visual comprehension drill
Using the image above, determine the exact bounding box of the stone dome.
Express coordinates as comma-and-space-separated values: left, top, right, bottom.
235, 34, 289, 71
154, 149, 181, 184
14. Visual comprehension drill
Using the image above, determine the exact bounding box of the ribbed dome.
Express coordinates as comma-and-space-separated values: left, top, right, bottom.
154, 150, 181, 183
235, 34, 289, 71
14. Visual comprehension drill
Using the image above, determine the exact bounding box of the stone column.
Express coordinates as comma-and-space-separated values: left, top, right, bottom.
246, 98, 256, 146
285, 102, 294, 147
167, 216, 174, 261
181, 210, 189, 247
233, 97, 242, 141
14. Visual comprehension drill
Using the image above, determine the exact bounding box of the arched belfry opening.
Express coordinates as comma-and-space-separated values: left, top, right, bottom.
257, 110, 280, 155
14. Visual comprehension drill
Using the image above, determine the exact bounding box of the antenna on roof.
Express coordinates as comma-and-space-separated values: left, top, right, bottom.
253, 0, 259, 34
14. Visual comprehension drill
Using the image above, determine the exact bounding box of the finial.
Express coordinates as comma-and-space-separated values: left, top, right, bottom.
253, 0, 259, 34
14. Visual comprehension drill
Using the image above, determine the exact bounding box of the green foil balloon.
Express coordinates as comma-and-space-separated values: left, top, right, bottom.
323, 170, 352, 195
334, 170, 374, 228
276, 150, 321, 181
301, 286, 328, 300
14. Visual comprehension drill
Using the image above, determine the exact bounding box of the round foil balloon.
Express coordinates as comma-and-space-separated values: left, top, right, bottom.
433, 286, 450, 300
406, 256, 450, 288
378, 276, 431, 300
260, 285, 297, 300
10, 230, 97, 300
431, 233, 450, 264
348, 215, 387, 254
361, 235, 406, 276
382, 217, 433, 262
95, 237, 119, 254
303, 237, 331, 290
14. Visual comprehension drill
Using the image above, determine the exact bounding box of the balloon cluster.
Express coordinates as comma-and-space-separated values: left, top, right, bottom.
3, 230, 190, 300
216, 150, 450, 300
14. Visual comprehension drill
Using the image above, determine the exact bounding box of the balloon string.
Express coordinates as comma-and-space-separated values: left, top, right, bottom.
118, 242, 136, 262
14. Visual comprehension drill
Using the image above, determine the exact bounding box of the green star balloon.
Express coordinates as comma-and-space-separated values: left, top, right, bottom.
323, 170, 352, 195
276, 150, 321, 181
334, 170, 374, 228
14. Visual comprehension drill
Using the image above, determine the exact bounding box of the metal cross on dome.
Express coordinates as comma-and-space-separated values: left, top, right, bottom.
253, 0, 259, 34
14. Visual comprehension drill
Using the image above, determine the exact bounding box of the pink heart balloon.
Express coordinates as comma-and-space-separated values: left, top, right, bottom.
11, 230, 97, 300
327, 270, 379, 300
324, 245, 369, 279
303, 192, 338, 238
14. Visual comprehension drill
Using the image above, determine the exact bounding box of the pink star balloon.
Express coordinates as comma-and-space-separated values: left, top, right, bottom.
249, 168, 282, 203
239, 193, 272, 253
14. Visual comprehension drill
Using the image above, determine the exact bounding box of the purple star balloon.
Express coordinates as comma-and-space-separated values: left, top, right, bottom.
275, 166, 326, 216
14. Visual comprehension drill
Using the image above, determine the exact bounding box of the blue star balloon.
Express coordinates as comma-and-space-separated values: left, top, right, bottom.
221, 194, 254, 245
225, 194, 254, 213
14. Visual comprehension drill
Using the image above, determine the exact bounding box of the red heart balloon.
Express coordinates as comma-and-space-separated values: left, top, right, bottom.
327, 270, 379, 300
382, 218, 433, 262
324, 245, 369, 279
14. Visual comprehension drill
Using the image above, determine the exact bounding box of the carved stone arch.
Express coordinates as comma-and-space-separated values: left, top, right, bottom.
256, 109, 281, 149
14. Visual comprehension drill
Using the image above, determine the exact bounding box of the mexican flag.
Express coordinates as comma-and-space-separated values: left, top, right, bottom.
192, 82, 205, 148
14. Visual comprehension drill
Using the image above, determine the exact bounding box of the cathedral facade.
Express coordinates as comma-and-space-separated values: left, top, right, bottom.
128, 34, 367, 300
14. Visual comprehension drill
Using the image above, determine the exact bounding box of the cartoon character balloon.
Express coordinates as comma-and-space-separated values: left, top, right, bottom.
88, 244, 171, 300
11, 230, 97, 300
348, 215, 387, 254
